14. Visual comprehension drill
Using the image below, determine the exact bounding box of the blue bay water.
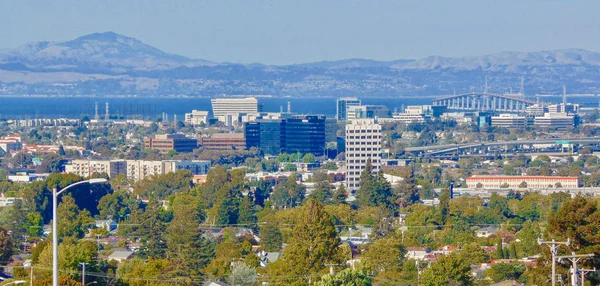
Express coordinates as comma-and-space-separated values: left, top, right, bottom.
0, 95, 595, 120
0, 97, 432, 120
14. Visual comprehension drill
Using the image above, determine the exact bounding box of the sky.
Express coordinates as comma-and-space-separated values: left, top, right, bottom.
2, 0, 600, 65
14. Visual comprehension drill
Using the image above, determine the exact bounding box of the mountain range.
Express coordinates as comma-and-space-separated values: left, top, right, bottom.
1, 31, 600, 97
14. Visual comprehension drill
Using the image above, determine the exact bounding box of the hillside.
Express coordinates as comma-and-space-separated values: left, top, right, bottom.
1, 32, 600, 96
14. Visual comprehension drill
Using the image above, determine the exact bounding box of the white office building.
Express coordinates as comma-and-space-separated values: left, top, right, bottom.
345, 119, 382, 193
336, 97, 361, 121
393, 113, 426, 124
534, 113, 575, 129
211, 97, 263, 125
184, 110, 209, 125
491, 114, 527, 128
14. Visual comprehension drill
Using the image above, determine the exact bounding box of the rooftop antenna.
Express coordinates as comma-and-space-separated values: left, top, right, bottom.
94, 102, 99, 121
563, 84, 567, 105
104, 102, 109, 121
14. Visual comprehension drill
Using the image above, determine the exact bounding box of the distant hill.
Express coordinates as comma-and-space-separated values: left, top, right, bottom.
1, 32, 600, 96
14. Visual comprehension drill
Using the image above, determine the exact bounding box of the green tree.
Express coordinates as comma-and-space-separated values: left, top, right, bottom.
484, 263, 525, 282
332, 184, 347, 205
314, 269, 372, 286
226, 261, 257, 286
420, 253, 473, 286
0, 227, 13, 264
238, 196, 257, 226
24, 212, 44, 237
270, 174, 305, 209
273, 199, 340, 284
356, 160, 395, 209
302, 153, 316, 163
57, 195, 94, 241
260, 222, 283, 252
361, 235, 406, 273
166, 194, 214, 278
137, 200, 168, 259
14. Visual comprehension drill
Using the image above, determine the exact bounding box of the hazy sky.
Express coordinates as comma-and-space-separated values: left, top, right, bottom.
2, 0, 599, 65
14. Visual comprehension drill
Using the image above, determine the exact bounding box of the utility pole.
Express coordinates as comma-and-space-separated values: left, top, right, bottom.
79, 262, 88, 286
556, 252, 594, 286
580, 268, 596, 286
537, 238, 570, 286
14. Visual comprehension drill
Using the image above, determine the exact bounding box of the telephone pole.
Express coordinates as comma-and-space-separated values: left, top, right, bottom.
580, 268, 596, 286
538, 238, 570, 286
79, 262, 88, 285
556, 253, 594, 286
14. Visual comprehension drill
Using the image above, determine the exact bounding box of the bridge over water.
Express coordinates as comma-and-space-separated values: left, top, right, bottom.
432, 93, 537, 113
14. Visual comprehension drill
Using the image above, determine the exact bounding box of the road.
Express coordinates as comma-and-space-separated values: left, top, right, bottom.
404, 137, 600, 153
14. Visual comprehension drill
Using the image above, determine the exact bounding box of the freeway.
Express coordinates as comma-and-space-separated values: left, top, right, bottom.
404, 137, 600, 153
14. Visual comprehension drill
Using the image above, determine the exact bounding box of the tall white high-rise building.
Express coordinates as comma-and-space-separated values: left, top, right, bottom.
211, 97, 263, 125
345, 119, 382, 193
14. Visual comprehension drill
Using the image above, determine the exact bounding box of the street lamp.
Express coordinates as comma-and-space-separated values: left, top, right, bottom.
3, 281, 26, 285
53, 178, 107, 286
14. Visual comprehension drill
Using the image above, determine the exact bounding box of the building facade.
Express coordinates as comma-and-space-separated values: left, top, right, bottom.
144, 134, 198, 153
65, 159, 127, 178
345, 119, 382, 193
336, 97, 361, 121
466, 175, 579, 189
184, 110, 209, 125
491, 114, 527, 128
347, 105, 392, 120
201, 133, 246, 150
245, 115, 326, 156
211, 97, 263, 125
534, 113, 575, 129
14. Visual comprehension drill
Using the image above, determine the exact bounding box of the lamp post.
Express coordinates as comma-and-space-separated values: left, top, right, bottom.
3, 280, 26, 285
53, 178, 107, 286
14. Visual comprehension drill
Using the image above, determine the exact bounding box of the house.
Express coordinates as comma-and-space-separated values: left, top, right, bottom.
405, 247, 430, 260
95, 219, 118, 231
475, 226, 499, 238
107, 248, 134, 263
259, 251, 282, 267
435, 245, 457, 256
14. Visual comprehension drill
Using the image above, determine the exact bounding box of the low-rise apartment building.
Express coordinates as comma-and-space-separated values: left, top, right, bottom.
466, 175, 579, 189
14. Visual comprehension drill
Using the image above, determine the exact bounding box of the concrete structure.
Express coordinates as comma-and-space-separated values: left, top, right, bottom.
491, 114, 527, 128
346, 105, 391, 120
8, 172, 50, 183
184, 110, 209, 125
211, 97, 262, 125
433, 93, 535, 113
65, 159, 127, 178
201, 133, 246, 150
144, 134, 198, 153
162, 160, 211, 176
345, 119, 382, 193
526, 104, 545, 116
393, 113, 426, 124
126, 160, 211, 182
245, 115, 326, 156
466, 175, 579, 189
534, 113, 575, 129
336, 97, 361, 121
